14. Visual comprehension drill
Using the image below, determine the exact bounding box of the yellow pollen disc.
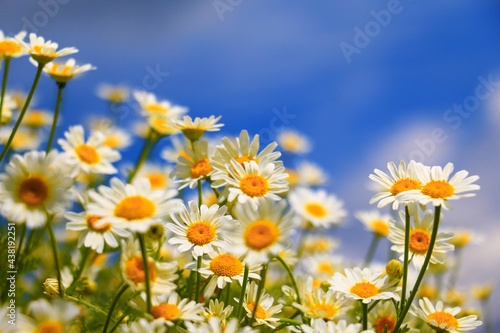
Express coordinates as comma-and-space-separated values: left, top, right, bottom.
244, 220, 279, 250
285, 168, 298, 184
280, 134, 301, 150
151, 303, 182, 320
422, 180, 454, 199
103, 135, 121, 148
190, 158, 212, 178
350, 281, 379, 298
24, 111, 46, 127
75, 144, 100, 164
235, 155, 257, 167
304, 202, 327, 218
108, 91, 126, 103
310, 303, 337, 319
240, 175, 268, 197
18, 176, 49, 206
186, 222, 216, 246
247, 302, 267, 319
209, 253, 244, 277
49, 64, 72, 76
146, 173, 168, 190
86, 215, 111, 233
369, 219, 390, 236
0, 40, 22, 57
427, 311, 459, 330
409, 229, 431, 254
450, 232, 471, 248
145, 103, 169, 114
309, 239, 330, 253
374, 315, 396, 333
317, 261, 335, 275
390, 178, 422, 196
114, 195, 156, 221
35, 320, 63, 333
124, 256, 157, 284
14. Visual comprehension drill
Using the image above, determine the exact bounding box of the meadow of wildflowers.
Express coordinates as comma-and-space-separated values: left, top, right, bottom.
0, 28, 494, 333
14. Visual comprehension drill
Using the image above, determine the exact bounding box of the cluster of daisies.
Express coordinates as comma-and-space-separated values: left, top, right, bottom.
0, 29, 490, 333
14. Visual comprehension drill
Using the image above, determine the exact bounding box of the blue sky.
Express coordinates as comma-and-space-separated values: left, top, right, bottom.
2, 0, 500, 328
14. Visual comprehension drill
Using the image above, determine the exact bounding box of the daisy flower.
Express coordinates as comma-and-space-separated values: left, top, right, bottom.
172, 140, 214, 189
121, 238, 178, 294
148, 115, 180, 136
0, 307, 19, 333
212, 159, 288, 209
369, 160, 424, 210
166, 201, 231, 257
329, 267, 400, 304
300, 319, 365, 333
0, 30, 27, 59
471, 283, 494, 300
230, 198, 296, 264
97, 83, 130, 103
175, 115, 223, 141
355, 210, 392, 238
17, 33, 78, 64
131, 292, 204, 326
201, 299, 234, 324
446, 228, 482, 249
161, 135, 190, 163
396, 162, 480, 210
289, 187, 346, 228
240, 281, 283, 329
296, 160, 329, 186
187, 248, 261, 298
30, 57, 95, 83
182, 317, 257, 333
301, 235, 340, 255
23, 109, 53, 128
388, 209, 454, 270
0, 126, 40, 151
87, 177, 181, 233
65, 191, 130, 253
298, 253, 345, 281
133, 90, 187, 118
412, 298, 482, 332
1, 94, 16, 125
277, 129, 312, 154
369, 301, 398, 333
137, 163, 176, 191
17, 299, 79, 333
0, 151, 72, 228
118, 318, 166, 333
58, 125, 121, 176
89, 117, 132, 150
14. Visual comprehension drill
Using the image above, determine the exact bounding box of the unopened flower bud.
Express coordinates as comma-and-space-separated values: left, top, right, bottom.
386, 260, 403, 280
320, 281, 331, 293
43, 278, 62, 297
146, 223, 165, 241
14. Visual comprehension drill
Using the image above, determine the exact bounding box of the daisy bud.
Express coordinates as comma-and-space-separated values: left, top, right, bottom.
43, 278, 62, 297
320, 281, 331, 293
146, 223, 165, 242
386, 260, 403, 280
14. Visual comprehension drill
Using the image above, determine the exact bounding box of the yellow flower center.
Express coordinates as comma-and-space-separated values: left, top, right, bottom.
450, 232, 471, 248
48, 63, 73, 76
422, 180, 454, 199
146, 172, 168, 190
369, 219, 390, 236
240, 175, 268, 197
75, 144, 100, 164
350, 281, 379, 298
235, 155, 257, 167
114, 195, 156, 221
280, 133, 301, 151
151, 117, 178, 135
145, 103, 169, 115
190, 158, 212, 178
317, 261, 335, 275
209, 253, 244, 277
285, 168, 298, 184
186, 222, 216, 246
247, 302, 267, 319
0, 40, 23, 57
86, 215, 111, 233
304, 202, 327, 218
151, 303, 182, 320
107, 91, 127, 103
308, 239, 330, 253
124, 256, 157, 284
390, 178, 422, 196
427, 311, 459, 330
33, 45, 53, 55
409, 229, 431, 254
18, 176, 49, 206
35, 320, 63, 333
244, 220, 279, 250
374, 315, 396, 333
24, 111, 46, 127
309, 302, 337, 319
103, 135, 121, 148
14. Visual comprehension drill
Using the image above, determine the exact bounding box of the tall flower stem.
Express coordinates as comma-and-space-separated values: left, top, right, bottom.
400, 205, 411, 312
46, 82, 66, 153
102, 283, 129, 333
235, 265, 249, 319
46, 213, 63, 298
250, 263, 268, 326
275, 255, 301, 304
195, 255, 202, 302
363, 234, 380, 267
137, 233, 152, 313
0, 57, 11, 128
393, 205, 442, 333
0, 63, 44, 162
15, 223, 26, 269
362, 302, 368, 330
128, 130, 157, 183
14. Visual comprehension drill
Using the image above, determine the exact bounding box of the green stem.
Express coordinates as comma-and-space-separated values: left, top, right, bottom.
362, 302, 368, 330
102, 283, 129, 333
480, 298, 492, 333
250, 263, 268, 326
72, 247, 91, 284
224, 283, 231, 305
367, 299, 381, 313
108, 311, 129, 333
0, 63, 44, 162
66, 294, 107, 316
46, 213, 63, 298
0, 57, 11, 128
137, 233, 152, 313
46, 82, 65, 153
195, 255, 202, 302
198, 179, 203, 207
128, 130, 156, 183
393, 205, 442, 333
235, 265, 249, 319
15, 223, 26, 270
186, 270, 195, 300
275, 255, 301, 305
363, 234, 380, 267
278, 318, 303, 326
400, 205, 411, 312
